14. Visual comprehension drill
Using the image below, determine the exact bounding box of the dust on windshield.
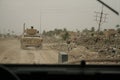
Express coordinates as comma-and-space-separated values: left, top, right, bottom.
0, 0, 120, 64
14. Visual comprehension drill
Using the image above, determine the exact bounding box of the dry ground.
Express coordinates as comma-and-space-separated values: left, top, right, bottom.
0, 38, 59, 64
0, 38, 120, 64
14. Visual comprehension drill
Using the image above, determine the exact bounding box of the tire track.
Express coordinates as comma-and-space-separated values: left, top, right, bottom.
19, 50, 35, 64
0, 38, 59, 64
0, 39, 20, 63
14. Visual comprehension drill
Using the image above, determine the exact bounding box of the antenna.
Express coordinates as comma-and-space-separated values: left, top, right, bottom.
40, 11, 42, 34
23, 23, 25, 34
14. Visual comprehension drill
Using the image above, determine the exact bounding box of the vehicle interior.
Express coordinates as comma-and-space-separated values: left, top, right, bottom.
0, 0, 120, 80
1, 62, 120, 80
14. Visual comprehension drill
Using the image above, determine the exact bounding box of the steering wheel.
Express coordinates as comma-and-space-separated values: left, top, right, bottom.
0, 65, 20, 80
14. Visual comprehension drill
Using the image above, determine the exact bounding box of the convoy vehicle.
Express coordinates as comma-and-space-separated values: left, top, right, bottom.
21, 26, 43, 49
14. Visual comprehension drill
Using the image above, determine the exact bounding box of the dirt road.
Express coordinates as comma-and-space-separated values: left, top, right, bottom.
0, 38, 59, 64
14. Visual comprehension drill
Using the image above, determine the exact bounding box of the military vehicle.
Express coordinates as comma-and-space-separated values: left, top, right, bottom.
21, 26, 43, 49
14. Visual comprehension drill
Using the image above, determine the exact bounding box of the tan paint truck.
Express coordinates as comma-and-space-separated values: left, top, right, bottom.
21, 26, 43, 49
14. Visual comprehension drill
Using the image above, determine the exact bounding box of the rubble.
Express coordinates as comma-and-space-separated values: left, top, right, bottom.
68, 47, 98, 61
76, 35, 120, 54
43, 29, 120, 64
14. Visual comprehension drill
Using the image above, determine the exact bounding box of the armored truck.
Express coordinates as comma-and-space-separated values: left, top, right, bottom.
21, 26, 43, 49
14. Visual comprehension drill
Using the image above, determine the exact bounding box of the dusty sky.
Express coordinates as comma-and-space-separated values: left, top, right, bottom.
0, 0, 120, 35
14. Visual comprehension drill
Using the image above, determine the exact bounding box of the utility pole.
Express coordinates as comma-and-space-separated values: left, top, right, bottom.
98, 5, 103, 32
95, 5, 108, 32
96, 0, 119, 32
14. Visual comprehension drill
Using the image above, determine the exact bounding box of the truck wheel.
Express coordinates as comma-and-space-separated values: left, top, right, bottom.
39, 44, 42, 49
36, 44, 42, 49
21, 44, 26, 49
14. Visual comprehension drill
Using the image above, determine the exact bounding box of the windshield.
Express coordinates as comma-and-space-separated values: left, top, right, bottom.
0, 0, 120, 64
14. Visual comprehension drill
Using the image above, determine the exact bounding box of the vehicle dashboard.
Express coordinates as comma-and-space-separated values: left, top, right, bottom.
1, 61, 120, 80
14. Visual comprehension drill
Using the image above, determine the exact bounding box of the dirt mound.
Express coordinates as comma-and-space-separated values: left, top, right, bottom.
49, 43, 68, 52
68, 46, 98, 61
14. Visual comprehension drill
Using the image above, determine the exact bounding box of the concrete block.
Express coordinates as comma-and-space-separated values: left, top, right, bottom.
58, 52, 68, 63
